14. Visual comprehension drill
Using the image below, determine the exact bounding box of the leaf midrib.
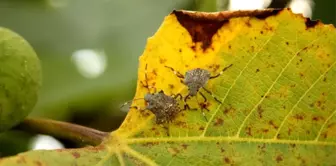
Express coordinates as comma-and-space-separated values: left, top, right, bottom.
125, 136, 336, 146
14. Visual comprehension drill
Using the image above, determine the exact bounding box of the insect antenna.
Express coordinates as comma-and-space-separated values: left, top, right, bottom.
119, 97, 145, 110
164, 66, 185, 80
201, 87, 222, 104
209, 64, 233, 79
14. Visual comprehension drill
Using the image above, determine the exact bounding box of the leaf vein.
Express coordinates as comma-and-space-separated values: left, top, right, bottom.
126, 136, 336, 146
201, 33, 275, 137
123, 145, 158, 166
273, 60, 336, 139
315, 108, 336, 141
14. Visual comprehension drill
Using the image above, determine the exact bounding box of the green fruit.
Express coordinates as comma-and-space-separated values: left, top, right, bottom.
0, 27, 42, 132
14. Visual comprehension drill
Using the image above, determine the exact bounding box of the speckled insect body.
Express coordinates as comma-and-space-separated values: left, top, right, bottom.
144, 90, 181, 124
184, 68, 211, 96
165, 64, 233, 104
121, 64, 184, 124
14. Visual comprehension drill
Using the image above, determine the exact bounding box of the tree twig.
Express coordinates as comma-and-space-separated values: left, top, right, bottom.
14, 117, 109, 146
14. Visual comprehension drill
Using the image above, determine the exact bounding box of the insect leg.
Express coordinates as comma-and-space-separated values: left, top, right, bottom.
162, 124, 170, 137
183, 104, 197, 111
130, 106, 147, 112
199, 91, 208, 103
140, 64, 151, 92
173, 93, 183, 100
202, 108, 209, 122
201, 87, 222, 104
196, 94, 208, 122
209, 64, 233, 79
184, 94, 191, 102
164, 66, 185, 79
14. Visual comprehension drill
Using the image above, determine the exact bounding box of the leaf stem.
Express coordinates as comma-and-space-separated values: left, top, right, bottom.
14, 117, 109, 146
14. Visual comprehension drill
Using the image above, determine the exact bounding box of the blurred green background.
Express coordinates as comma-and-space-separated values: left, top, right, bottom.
0, 0, 335, 157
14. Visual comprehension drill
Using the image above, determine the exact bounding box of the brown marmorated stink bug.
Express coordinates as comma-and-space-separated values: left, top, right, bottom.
121, 64, 185, 124
164, 64, 233, 119
141, 90, 182, 124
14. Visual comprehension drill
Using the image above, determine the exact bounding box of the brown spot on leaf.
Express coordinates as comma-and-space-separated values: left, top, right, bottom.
172, 9, 283, 51
302, 46, 309, 51
312, 116, 324, 121
181, 144, 189, 150
293, 114, 304, 120
224, 157, 231, 164
316, 100, 322, 107
245, 126, 252, 136
142, 142, 158, 147
290, 144, 296, 148
199, 126, 205, 131
199, 102, 211, 111
173, 11, 229, 51
214, 118, 224, 126
269, 120, 278, 129
167, 147, 180, 156
245, 20, 252, 27
168, 84, 174, 89
175, 121, 188, 128
276, 154, 283, 163
260, 30, 264, 34
223, 106, 235, 115
322, 132, 328, 139
256, 68, 260, 73
257, 105, 264, 118
191, 45, 196, 51
220, 147, 225, 153
179, 49, 182, 53
152, 69, 158, 76
258, 143, 266, 153
305, 18, 320, 29
262, 129, 269, 133
34, 161, 42, 166
288, 128, 292, 136
285, 42, 289, 45
140, 110, 151, 117
250, 45, 255, 52
213, 64, 220, 72
159, 58, 167, 64
72, 152, 80, 158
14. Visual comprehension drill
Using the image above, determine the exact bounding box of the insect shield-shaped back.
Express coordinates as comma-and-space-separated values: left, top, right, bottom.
144, 90, 181, 124
184, 68, 211, 96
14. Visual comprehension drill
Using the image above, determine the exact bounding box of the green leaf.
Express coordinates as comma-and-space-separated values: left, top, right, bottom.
0, 27, 42, 132
1, 8, 335, 165
0, 145, 109, 166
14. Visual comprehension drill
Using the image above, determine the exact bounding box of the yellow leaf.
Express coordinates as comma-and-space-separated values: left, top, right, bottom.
1, 8, 336, 166
111, 8, 336, 165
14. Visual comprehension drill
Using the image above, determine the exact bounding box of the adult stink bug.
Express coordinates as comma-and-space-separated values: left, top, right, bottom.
121, 64, 185, 124
165, 64, 233, 104
142, 90, 182, 124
